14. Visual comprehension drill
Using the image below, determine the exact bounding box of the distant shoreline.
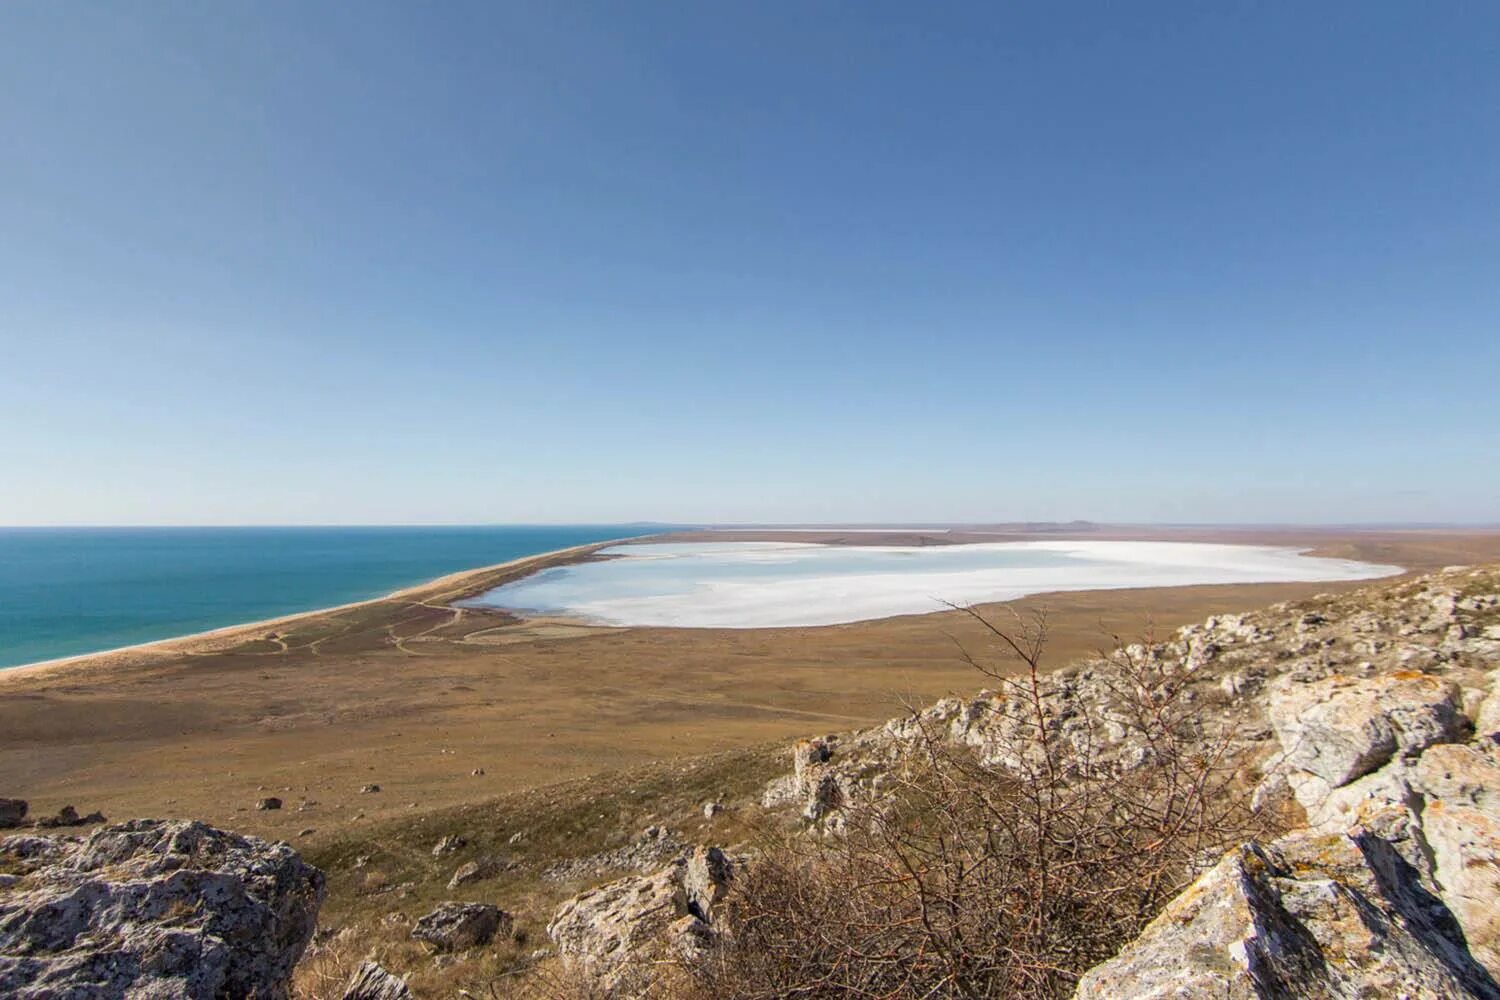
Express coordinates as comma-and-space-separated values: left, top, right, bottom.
7, 522, 1486, 681
0, 538, 633, 682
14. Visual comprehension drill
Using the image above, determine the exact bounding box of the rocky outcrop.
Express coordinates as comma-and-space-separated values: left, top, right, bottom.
1074, 805, 1500, 999
410, 901, 509, 952
743, 565, 1500, 1000
1266, 670, 1469, 822
341, 961, 412, 1000
0, 818, 325, 999
682, 846, 733, 922
1270, 671, 1468, 782
762, 569, 1500, 837
1416, 740, 1500, 980
547, 845, 737, 995
1074, 567, 1500, 997
548, 865, 684, 993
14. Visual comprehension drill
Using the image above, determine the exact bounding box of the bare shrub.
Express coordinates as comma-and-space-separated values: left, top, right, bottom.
686, 608, 1264, 1000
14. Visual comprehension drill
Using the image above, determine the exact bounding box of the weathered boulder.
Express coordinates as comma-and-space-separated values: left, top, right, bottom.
1073, 808, 1500, 999
682, 846, 734, 922
340, 960, 412, 1000
1298, 757, 1421, 830
447, 856, 504, 890
1267, 671, 1469, 815
802, 770, 843, 821
547, 843, 741, 994
0, 799, 26, 829
1409, 740, 1500, 980
410, 901, 508, 952
1475, 672, 1500, 739
0, 818, 325, 999
431, 834, 466, 858
1423, 798, 1500, 982
548, 864, 685, 993
1414, 740, 1500, 813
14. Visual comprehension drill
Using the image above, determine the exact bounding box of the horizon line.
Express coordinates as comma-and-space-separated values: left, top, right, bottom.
1, 520, 1498, 531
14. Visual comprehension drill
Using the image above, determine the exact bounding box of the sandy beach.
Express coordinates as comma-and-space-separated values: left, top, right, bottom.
0, 537, 630, 683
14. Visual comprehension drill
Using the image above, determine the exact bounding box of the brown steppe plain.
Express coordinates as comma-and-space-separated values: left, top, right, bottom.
3, 526, 1499, 848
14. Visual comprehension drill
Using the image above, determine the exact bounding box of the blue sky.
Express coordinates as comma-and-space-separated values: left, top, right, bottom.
1, 2, 1496, 525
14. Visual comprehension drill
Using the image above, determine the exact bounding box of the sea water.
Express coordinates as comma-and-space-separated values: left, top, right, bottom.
462, 539, 1401, 629
0, 525, 651, 669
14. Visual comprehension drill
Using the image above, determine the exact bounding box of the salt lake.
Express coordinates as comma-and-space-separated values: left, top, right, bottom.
460, 539, 1401, 628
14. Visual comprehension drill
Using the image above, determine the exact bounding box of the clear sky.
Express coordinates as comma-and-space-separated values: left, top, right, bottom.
1, 2, 1496, 526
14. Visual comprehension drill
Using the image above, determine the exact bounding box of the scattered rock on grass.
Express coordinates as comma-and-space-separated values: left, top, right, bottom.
447, 856, 507, 889
432, 834, 466, 857
341, 960, 413, 1000
411, 901, 510, 952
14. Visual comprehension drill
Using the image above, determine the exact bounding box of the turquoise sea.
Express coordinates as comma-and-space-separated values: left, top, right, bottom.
0, 526, 654, 670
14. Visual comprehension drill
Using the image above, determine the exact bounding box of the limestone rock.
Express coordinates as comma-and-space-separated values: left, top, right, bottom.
1414, 740, 1500, 813
682, 846, 735, 922
0, 835, 65, 862
801, 770, 842, 821
340, 960, 412, 1000
548, 864, 685, 993
760, 774, 800, 809
410, 901, 508, 952
1267, 671, 1468, 814
793, 737, 833, 776
1298, 757, 1420, 831
447, 856, 505, 890
1475, 672, 1500, 740
1413, 741, 1500, 981
1073, 812, 1500, 999
431, 834, 466, 858
0, 818, 325, 999
1423, 799, 1500, 982
668, 914, 715, 960
0, 799, 26, 829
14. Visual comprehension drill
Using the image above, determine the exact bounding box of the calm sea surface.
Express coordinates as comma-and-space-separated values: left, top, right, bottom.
0, 526, 653, 669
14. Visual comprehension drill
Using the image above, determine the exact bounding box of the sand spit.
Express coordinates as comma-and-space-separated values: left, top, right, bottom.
0, 539, 629, 683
